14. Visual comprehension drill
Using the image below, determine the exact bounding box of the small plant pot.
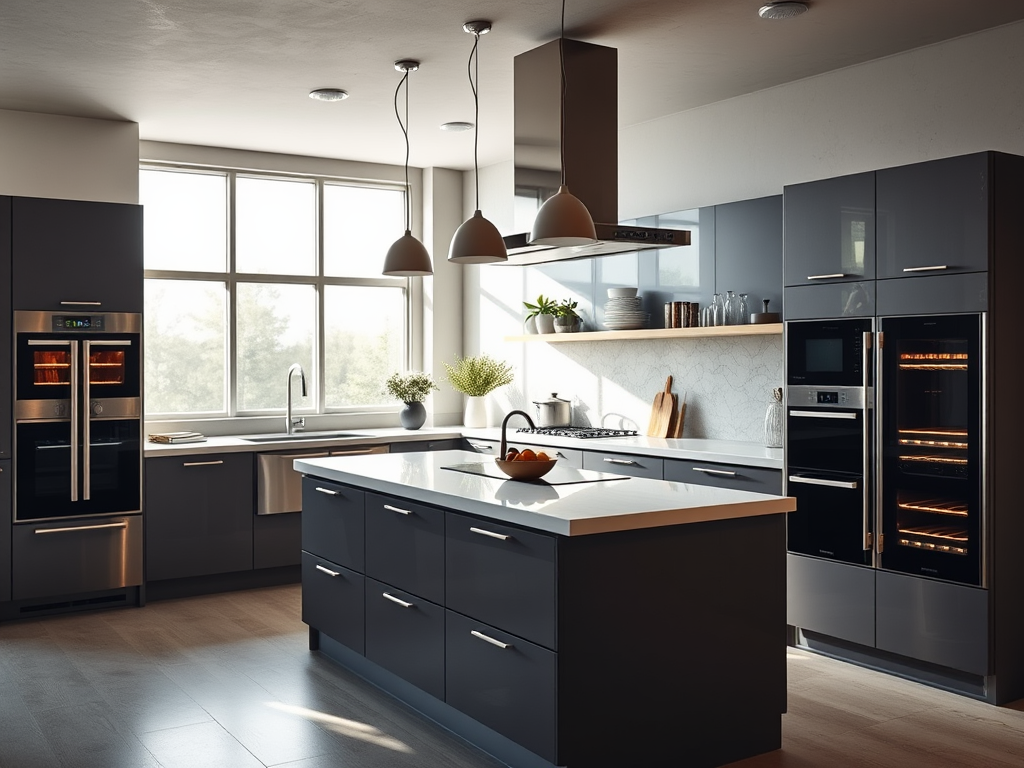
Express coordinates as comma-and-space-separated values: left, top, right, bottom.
524, 316, 538, 334
553, 316, 581, 333
535, 314, 555, 334
400, 401, 426, 430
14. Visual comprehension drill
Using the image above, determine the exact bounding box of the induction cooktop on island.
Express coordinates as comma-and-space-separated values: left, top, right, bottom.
515, 426, 638, 439
441, 461, 629, 485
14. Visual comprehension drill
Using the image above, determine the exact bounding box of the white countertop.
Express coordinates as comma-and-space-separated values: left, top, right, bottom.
143, 427, 464, 457
294, 450, 795, 537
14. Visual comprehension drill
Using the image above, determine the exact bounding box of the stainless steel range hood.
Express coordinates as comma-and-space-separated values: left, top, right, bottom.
500, 38, 690, 266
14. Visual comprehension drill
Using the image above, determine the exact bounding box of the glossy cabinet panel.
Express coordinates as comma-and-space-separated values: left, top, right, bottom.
877, 153, 990, 279
665, 459, 782, 494
875, 271, 987, 316
715, 195, 784, 317
582, 450, 663, 479
0, 461, 10, 602
145, 453, 254, 581
252, 512, 301, 569
11, 197, 143, 312
784, 281, 875, 320
784, 172, 875, 286
0, 197, 9, 460
787, 554, 875, 648
365, 578, 444, 699
301, 552, 364, 654
365, 492, 444, 604
300, 477, 364, 571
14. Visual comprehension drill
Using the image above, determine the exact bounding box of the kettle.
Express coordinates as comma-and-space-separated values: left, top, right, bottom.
532, 393, 571, 427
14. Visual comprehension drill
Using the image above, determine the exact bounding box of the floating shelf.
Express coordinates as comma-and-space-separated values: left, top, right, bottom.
505, 323, 783, 343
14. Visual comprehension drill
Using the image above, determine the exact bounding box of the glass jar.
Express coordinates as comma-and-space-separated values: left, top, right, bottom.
764, 387, 784, 448
738, 293, 750, 325
711, 293, 724, 326
724, 291, 738, 325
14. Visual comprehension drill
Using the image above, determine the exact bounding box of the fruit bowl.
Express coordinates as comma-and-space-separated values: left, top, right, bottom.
494, 457, 557, 481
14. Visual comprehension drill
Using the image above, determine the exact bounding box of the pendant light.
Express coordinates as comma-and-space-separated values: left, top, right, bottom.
448, 20, 508, 264
383, 59, 433, 276
528, 0, 597, 247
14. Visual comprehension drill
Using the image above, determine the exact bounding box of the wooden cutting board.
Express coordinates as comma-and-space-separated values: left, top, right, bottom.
647, 376, 678, 437
669, 390, 686, 438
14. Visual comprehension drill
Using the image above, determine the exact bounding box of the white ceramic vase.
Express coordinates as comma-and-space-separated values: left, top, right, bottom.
524, 316, 538, 334
464, 395, 487, 428
535, 314, 555, 334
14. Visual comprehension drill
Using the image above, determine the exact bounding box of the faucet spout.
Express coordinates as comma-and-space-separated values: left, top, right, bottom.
499, 409, 536, 459
286, 363, 307, 435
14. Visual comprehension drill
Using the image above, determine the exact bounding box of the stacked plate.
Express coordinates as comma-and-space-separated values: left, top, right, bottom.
603, 288, 648, 330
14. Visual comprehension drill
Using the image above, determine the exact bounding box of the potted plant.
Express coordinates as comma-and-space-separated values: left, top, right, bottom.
553, 298, 582, 333
523, 294, 558, 334
443, 354, 515, 428
385, 371, 439, 430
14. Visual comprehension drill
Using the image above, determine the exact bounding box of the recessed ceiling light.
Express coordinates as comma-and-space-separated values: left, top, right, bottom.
758, 1, 808, 20
308, 88, 349, 102
440, 121, 474, 132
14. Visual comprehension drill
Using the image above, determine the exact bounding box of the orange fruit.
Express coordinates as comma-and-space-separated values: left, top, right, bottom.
519, 449, 537, 461
536, 451, 551, 461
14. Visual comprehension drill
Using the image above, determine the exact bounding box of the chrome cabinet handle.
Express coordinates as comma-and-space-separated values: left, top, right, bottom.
692, 467, 737, 477
902, 265, 948, 273
862, 330, 873, 552
183, 460, 224, 467
468, 441, 495, 452
471, 630, 512, 649
382, 592, 414, 608
788, 475, 858, 490
807, 273, 846, 280
60, 301, 102, 306
603, 458, 637, 466
315, 564, 340, 577
36, 521, 128, 534
789, 410, 858, 420
383, 504, 412, 515
315, 486, 341, 496
470, 527, 510, 541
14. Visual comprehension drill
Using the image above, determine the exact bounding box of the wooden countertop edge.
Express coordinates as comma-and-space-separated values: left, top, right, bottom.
566, 497, 797, 535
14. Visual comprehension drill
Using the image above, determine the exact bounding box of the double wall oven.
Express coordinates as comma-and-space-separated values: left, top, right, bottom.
11, 310, 143, 601
786, 314, 983, 587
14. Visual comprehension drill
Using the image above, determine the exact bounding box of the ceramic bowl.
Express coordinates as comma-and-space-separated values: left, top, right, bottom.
607, 287, 638, 298
494, 458, 557, 480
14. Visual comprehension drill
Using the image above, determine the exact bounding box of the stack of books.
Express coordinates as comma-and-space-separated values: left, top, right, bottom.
148, 431, 207, 444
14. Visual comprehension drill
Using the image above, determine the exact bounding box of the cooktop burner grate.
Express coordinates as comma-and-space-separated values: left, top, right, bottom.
516, 426, 638, 439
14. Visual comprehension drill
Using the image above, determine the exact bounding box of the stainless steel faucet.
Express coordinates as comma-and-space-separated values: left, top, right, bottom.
286, 363, 307, 435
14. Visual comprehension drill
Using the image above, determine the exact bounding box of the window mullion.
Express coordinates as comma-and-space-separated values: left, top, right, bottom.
317, 178, 326, 415
228, 171, 239, 418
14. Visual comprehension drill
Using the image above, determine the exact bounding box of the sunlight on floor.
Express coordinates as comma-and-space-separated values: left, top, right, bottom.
265, 702, 414, 752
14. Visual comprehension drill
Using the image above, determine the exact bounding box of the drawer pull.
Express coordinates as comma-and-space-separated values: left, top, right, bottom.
692, 467, 737, 477
790, 410, 858, 420
60, 300, 103, 306
471, 630, 512, 649
382, 592, 414, 608
806, 273, 846, 280
315, 486, 341, 496
383, 504, 412, 516
902, 265, 949, 273
182, 460, 224, 467
469, 526, 510, 541
789, 474, 858, 490
603, 458, 637, 466
315, 564, 341, 577
468, 441, 495, 452
35, 521, 128, 534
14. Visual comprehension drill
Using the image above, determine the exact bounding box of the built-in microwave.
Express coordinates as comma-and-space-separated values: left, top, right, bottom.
787, 318, 874, 388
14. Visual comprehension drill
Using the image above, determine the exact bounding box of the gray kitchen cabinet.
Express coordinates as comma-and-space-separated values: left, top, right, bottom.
876, 153, 990, 280
715, 195, 783, 317
787, 554, 875, 648
0, 461, 10, 602
784, 171, 875, 287
11, 197, 143, 312
301, 552, 364, 654
389, 438, 462, 453
300, 476, 364, 571
365, 492, 444, 604
664, 458, 782, 494
0, 197, 10, 459
582, 449, 663, 479
783, 281, 875, 320
145, 453, 254, 581
875, 271, 988, 316
252, 512, 302, 569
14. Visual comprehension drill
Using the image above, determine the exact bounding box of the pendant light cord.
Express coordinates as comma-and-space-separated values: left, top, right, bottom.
559, 0, 567, 188
468, 31, 481, 211
394, 69, 412, 233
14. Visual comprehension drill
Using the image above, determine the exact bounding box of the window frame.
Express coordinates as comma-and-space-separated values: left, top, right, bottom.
141, 162, 418, 422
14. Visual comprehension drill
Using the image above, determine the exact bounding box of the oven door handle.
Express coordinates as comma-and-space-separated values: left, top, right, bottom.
70, 340, 80, 503
82, 340, 91, 501
862, 330, 873, 552
788, 474, 859, 490
789, 410, 858, 420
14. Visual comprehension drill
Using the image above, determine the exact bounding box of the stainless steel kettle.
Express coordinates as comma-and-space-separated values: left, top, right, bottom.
532, 393, 571, 427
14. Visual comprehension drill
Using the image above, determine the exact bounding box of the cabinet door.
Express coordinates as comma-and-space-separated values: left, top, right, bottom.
301, 477, 364, 570
365, 578, 444, 699
784, 172, 875, 286
365, 493, 444, 604
664, 459, 782, 494
445, 610, 557, 764
301, 552, 364, 654
582, 450, 662, 479
0, 461, 10, 602
12, 197, 143, 312
0, 197, 10, 459
876, 153, 989, 279
253, 512, 301, 569
715, 195, 783, 317
145, 453, 254, 581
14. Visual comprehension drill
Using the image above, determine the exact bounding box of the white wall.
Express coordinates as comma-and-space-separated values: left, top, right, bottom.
0, 109, 139, 204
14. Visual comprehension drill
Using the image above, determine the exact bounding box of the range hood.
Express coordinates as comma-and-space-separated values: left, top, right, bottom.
500, 38, 690, 266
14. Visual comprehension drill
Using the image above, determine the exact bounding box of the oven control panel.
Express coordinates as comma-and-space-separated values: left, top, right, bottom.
787, 385, 871, 410
52, 315, 105, 331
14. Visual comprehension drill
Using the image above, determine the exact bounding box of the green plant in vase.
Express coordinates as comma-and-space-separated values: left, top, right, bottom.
523, 294, 558, 334
385, 371, 439, 430
443, 354, 515, 428
553, 298, 582, 333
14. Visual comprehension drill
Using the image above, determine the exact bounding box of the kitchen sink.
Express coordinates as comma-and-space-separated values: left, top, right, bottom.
241, 431, 371, 443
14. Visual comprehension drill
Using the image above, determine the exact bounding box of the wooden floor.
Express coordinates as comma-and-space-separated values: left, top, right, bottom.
0, 585, 1022, 768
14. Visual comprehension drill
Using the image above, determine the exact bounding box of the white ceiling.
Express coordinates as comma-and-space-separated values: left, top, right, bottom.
2, 0, 1023, 170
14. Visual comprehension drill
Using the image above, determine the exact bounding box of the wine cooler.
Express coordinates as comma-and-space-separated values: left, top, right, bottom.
877, 314, 982, 586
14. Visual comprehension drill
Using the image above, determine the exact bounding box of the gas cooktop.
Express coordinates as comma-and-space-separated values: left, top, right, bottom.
516, 427, 638, 439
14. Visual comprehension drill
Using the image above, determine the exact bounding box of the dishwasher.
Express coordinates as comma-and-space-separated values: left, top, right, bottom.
257, 444, 390, 515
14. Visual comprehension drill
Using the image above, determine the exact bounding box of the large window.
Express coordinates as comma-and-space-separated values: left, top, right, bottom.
141, 166, 410, 418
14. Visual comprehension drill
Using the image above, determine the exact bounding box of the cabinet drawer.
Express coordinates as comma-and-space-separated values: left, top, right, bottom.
300, 477, 364, 571
462, 438, 583, 469
365, 493, 444, 604
301, 552, 364, 654
445, 513, 557, 650
445, 610, 556, 764
390, 438, 462, 453
365, 578, 445, 699
664, 459, 782, 495
582, 451, 662, 479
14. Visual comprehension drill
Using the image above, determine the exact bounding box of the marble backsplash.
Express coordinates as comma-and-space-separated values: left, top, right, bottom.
492, 333, 784, 443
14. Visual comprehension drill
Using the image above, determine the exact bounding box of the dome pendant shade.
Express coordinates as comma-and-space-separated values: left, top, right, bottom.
383, 230, 433, 276
448, 210, 508, 264
529, 185, 598, 246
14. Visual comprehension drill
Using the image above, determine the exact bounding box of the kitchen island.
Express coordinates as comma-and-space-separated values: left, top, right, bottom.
295, 450, 796, 768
